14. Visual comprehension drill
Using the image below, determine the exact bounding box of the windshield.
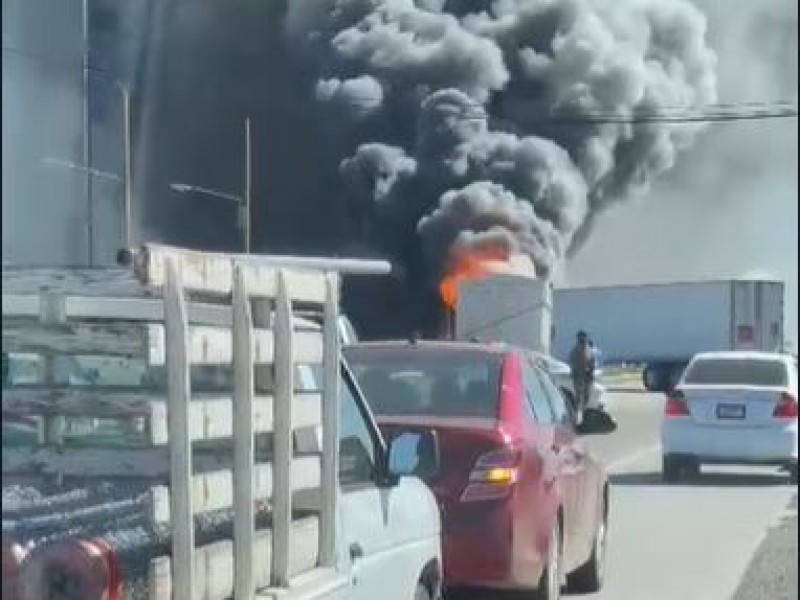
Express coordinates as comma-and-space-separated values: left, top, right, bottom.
344, 348, 502, 418
683, 358, 789, 387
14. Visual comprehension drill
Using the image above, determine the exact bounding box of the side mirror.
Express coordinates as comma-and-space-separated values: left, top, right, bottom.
575, 408, 617, 436
387, 430, 439, 480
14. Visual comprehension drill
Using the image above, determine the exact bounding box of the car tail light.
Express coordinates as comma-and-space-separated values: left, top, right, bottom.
461, 447, 522, 502
773, 392, 798, 419
664, 390, 690, 417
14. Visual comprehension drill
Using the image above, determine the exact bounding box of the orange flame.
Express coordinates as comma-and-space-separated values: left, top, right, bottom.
439, 247, 510, 309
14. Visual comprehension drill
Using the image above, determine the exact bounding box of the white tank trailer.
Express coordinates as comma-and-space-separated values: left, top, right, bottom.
453, 256, 554, 356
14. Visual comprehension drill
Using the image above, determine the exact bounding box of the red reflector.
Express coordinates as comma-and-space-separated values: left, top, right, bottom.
773, 393, 798, 419
664, 391, 690, 417
2, 540, 27, 600
18, 537, 122, 600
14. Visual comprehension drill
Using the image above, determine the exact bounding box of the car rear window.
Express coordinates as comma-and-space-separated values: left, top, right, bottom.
344, 348, 502, 418
683, 358, 788, 387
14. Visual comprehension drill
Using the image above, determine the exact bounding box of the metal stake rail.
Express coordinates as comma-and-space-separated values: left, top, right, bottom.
2, 243, 392, 599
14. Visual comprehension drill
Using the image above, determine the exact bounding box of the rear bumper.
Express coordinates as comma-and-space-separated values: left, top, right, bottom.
662, 419, 798, 463
442, 501, 544, 590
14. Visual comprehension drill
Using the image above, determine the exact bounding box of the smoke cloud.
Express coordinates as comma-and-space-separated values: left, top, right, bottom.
565, 0, 798, 348
285, 0, 717, 280
3, 0, 724, 339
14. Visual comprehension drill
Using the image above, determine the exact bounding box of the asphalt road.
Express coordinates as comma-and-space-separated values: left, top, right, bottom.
450, 388, 798, 600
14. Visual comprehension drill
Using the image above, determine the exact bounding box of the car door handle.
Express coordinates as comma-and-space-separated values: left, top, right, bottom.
349, 542, 364, 561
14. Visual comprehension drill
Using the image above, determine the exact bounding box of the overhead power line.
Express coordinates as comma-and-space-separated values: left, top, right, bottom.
3, 44, 797, 124
541, 107, 799, 124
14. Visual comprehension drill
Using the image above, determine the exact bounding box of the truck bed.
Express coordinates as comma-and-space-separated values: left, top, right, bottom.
2, 244, 345, 600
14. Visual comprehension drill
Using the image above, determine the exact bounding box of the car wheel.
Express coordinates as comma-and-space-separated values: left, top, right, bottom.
566, 499, 607, 593
533, 519, 562, 600
662, 455, 682, 483
414, 582, 431, 600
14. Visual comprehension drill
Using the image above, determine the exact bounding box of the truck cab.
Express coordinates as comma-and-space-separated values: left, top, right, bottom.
2, 244, 442, 600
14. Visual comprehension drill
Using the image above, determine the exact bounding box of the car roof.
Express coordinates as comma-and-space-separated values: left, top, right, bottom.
344, 339, 514, 356
691, 351, 792, 363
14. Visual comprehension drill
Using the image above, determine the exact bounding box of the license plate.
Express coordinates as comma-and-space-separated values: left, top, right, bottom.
716, 403, 746, 419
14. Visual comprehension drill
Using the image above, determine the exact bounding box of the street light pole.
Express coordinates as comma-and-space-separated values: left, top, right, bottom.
169, 183, 243, 205
243, 118, 252, 253
82, 0, 93, 265
168, 119, 253, 251
120, 83, 133, 249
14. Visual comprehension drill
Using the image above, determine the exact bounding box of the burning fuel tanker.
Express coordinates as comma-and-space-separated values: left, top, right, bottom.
438, 249, 554, 354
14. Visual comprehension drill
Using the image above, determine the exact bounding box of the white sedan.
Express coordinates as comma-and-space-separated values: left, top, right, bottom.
533, 354, 608, 411
661, 351, 798, 483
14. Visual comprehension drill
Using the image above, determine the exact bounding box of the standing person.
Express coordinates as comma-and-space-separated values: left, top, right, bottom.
569, 331, 596, 423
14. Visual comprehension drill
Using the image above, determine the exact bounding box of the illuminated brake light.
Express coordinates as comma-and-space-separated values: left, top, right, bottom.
664, 390, 690, 417
470, 466, 518, 485
461, 448, 521, 502
773, 392, 798, 419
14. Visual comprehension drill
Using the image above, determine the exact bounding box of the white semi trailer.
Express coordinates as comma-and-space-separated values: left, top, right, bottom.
453, 272, 785, 393
552, 279, 786, 391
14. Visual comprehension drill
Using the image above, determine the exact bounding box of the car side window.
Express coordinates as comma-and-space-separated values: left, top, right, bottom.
521, 360, 555, 424
339, 371, 379, 487
535, 366, 570, 425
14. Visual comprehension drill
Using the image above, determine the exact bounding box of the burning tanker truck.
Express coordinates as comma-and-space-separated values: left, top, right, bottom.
436, 251, 616, 421
438, 250, 554, 356
1, 244, 442, 600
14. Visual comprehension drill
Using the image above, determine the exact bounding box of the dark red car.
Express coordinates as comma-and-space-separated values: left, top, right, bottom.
344, 340, 612, 600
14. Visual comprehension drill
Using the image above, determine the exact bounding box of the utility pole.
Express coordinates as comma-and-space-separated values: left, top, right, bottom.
82, 0, 94, 265
120, 83, 133, 249
243, 118, 252, 253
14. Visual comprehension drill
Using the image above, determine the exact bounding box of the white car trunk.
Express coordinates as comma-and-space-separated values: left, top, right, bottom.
680, 385, 786, 426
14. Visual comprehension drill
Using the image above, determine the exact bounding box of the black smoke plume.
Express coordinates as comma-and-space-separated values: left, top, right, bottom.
42, 0, 717, 337
285, 0, 717, 283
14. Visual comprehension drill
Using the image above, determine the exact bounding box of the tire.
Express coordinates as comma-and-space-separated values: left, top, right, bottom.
685, 458, 701, 480
663, 455, 699, 482
788, 464, 798, 485
414, 582, 431, 600
566, 498, 607, 593
643, 366, 662, 392
662, 455, 682, 483
533, 519, 562, 600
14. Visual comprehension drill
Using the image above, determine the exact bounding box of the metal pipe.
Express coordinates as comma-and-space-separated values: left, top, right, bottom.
117, 244, 394, 276
240, 254, 393, 276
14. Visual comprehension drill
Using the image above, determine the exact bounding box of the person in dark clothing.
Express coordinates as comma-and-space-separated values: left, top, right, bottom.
569, 331, 596, 423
